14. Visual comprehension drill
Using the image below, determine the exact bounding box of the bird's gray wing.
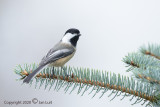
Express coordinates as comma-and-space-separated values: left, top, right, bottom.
40, 48, 74, 66
41, 42, 70, 61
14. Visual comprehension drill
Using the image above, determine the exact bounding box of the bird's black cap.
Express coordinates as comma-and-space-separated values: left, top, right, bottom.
65, 28, 80, 35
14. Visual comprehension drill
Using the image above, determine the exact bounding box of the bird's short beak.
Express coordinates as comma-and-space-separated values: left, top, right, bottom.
78, 34, 81, 36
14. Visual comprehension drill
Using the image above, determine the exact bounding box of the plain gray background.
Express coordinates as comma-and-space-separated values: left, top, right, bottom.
1, 0, 160, 107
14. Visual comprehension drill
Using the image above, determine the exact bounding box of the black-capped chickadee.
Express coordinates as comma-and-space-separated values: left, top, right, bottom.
23, 28, 81, 83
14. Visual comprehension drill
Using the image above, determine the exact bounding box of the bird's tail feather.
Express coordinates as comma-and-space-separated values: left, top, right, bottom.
23, 65, 45, 83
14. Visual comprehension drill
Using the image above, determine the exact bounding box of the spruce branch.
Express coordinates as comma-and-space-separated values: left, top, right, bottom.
14, 64, 160, 107
123, 44, 160, 85
132, 67, 160, 86
15, 44, 160, 107
140, 44, 160, 60
123, 53, 160, 72
122, 44, 160, 107
136, 74, 160, 85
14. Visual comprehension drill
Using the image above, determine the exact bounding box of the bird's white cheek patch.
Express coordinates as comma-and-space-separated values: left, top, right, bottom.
62, 33, 75, 44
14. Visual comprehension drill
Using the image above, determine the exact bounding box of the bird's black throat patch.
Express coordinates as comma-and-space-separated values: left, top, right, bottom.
70, 36, 79, 47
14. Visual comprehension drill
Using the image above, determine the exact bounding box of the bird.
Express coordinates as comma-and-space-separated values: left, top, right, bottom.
23, 28, 81, 83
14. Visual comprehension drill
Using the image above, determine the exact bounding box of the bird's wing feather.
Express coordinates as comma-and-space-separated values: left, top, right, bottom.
40, 47, 74, 66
